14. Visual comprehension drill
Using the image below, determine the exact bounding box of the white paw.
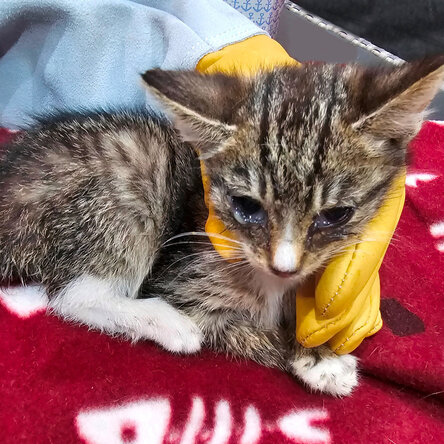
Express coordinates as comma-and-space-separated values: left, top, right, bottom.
132, 300, 203, 354
154, 317, 203, 354
291, 353, 358, 397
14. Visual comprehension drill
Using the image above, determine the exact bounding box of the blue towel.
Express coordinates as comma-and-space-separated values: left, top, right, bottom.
0, 0, 265, 128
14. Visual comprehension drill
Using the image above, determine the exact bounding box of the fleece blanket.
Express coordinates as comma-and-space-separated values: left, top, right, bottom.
0, 121, 443, 444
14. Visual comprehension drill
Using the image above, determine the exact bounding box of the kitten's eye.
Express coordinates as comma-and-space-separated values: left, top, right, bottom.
230, 195, 267, 225
314, 207, 354, 229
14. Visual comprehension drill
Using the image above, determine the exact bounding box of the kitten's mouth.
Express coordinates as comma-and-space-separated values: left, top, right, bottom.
269, 267, 299, 279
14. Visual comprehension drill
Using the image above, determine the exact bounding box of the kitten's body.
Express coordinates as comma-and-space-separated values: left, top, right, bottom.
0, 112, 204, 352
1, 60, 443, 396
0, 112, 196, 295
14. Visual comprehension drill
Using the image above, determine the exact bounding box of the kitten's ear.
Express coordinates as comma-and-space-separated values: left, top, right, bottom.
141, 69, 247, 158
352, 56, 444, 143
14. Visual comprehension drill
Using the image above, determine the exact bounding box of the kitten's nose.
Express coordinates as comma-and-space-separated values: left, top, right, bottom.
271, 237, 301, 278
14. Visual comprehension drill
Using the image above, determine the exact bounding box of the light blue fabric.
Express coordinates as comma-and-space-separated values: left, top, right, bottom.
0, 0, 265, 128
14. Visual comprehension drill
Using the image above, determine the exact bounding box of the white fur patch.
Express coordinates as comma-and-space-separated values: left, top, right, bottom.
251, 269, 290, 328
0, 285, 48, 318
273, 241, 297, 272
291, 354, 358, 397
49, 275, 202, 353
273, 223, 299, 273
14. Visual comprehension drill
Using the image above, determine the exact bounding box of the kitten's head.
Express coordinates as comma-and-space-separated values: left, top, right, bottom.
142, 58, 444, 282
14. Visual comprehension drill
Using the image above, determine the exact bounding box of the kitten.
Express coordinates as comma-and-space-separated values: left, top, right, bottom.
1, 58, 443, 396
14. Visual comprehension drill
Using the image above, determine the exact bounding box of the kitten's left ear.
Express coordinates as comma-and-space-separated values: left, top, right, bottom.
142, 69, 248, 158
353, 57, 444, 143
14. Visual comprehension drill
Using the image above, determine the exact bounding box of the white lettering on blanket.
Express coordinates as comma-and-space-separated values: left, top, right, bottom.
76, 398, 171, 444
405, 173, 437, 188
430, 221, 444, 252
75, 397, 330, 444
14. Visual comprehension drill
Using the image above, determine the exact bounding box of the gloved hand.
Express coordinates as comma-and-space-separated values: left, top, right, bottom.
196, 34, 406, 354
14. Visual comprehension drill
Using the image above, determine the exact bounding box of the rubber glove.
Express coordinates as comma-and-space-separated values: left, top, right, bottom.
196, 34, 406, 354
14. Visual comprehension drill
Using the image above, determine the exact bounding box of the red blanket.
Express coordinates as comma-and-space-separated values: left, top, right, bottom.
0, 122, 443, 444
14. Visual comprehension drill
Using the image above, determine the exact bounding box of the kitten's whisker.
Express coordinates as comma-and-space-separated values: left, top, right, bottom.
169, 254, 247, 284
223, 259, 249, 269
157, 250, 228, 277
163, 240, 244, 251
359, 235, 404, 243
162, 231, 244, 246
331, 235, 407, 257
162, 248, 246, 274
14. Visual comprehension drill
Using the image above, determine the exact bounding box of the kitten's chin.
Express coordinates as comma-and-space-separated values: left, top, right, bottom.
251, 263, 304, 289
243, 253, 306, 287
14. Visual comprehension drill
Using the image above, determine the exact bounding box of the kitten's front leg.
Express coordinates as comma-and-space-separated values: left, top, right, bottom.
49, 275, 203, 354
202, 314, 288, 371
201, 313, 357, 396
289, 344, 358, 397
281, 293, 358, 396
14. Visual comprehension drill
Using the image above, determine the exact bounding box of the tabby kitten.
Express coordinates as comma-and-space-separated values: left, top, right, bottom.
1, 58, 443, 396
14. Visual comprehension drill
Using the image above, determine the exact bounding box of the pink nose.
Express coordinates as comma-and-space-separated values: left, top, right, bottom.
270, 267, 298, 278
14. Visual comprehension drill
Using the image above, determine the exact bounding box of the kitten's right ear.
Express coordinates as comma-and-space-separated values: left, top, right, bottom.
352, 56, 444, 144
141, 70, 248, 158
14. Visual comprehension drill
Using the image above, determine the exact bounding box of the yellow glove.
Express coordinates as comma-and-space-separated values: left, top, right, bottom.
296, 174, 405, 354
196, 34, 406, 354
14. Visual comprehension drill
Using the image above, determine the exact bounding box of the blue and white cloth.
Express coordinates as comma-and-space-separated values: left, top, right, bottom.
223, 0, 285, 37
0, 0, 266, 128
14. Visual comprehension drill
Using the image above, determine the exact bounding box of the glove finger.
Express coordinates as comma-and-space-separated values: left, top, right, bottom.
328, 273, 381, 354
314, 173, 405, 317
196, 35, 298, 75
366, 310, 383, 337
296, 271, 376, 348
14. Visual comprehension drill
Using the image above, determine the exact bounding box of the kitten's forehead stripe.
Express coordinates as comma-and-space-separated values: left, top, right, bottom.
310, 69, 338, 177
275, 99, 290, 158
304, 69, 339, 212
258, 75, 273, 168
359, 174, 394, 206
259, 172, 267, 199
232, 165, 251, 187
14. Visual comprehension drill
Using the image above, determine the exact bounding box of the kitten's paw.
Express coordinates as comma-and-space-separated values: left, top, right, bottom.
291, 353, 358, 397
134, 301, 203, 354
157, 319, 203, 354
